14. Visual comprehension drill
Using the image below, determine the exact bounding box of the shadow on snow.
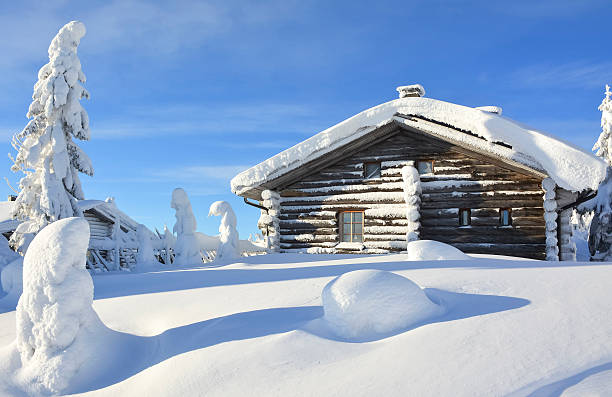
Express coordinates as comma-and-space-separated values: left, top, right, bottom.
71, 289, 529, 393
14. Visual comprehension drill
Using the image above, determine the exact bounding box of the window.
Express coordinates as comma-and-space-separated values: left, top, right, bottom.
417, 160, 434, 174
340, 211, 364, 242
364, 162, 381, 179
499, 208, 512, 226
459, 208, 471, 226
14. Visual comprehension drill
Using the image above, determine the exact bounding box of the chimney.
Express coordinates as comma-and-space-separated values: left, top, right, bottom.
475, 106, 503, 115
396, 84, 425, 98
7, 195, 16, 202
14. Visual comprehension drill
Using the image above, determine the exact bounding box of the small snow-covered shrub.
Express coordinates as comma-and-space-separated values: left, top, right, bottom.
171, 188, 202, 266
322, 269, 443, 339
209, 201, 240, 263
16, 217, 106, 394
406, 240, 470, 261
136, 224, 156, 267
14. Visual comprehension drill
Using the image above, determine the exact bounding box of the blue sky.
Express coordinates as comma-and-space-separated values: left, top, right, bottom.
1, 0, 611, 237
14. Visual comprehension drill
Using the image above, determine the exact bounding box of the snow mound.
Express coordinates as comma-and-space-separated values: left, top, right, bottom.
407, 240, 470, 261
15, 217, 106, 394
322, 269, 443, 339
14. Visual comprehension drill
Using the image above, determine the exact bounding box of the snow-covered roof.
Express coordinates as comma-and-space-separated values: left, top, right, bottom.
77, 199, 140, 231
231, 96, 606, 196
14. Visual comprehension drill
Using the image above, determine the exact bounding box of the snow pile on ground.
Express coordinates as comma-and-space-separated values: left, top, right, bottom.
231, 96, 606, 195
208, 201, 240, 263
14, 218, 108, 394
322, 269, 443, 340
406, 240, 470, 260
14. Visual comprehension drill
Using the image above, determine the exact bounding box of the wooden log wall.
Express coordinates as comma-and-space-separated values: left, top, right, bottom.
278, 130, 547, 259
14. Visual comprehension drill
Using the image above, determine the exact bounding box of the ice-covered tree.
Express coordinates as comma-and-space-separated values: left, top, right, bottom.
583, 84, 612, 260
9, 21, 93, 253
209, 201, 240, 262
171, 188, 202, 266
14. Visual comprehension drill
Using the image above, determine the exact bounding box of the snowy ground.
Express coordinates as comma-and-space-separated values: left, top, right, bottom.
1, 253, 611, 396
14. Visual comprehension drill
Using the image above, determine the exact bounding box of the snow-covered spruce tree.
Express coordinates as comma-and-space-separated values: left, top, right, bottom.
9, 21, 93, 253
401, 164, 422, 246
209, 201, 240, 262
583, 84, 612, 260
171, 188, 202, 266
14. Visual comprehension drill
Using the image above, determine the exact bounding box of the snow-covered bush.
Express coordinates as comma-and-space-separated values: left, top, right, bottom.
10, 21, 93, 253
406, 240, 470, 261
15, 217, 106, 394
322, 269, 443, 340
401, 164, 421, 243
171, 188, 202, 266
136, 224, 156, 267
209, 201, 240, 263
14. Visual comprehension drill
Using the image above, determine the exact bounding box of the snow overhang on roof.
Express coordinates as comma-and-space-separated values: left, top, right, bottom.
231, 96, 606, 197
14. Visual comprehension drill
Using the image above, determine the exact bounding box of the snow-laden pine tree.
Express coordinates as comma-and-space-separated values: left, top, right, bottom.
582, 84, 612, 260
9, 21, 93, 252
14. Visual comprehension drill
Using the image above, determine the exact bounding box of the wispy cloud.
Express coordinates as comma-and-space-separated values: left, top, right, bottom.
91, 102, 319, 139
151, 165, 250, 182
511, 61, 612, 89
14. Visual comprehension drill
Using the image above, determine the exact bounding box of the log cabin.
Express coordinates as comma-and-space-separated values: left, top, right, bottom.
231, 85, 607, 260
0, 197, 143, 270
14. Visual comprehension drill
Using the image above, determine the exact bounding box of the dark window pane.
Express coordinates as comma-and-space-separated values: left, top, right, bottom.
459, 209, 470, 226
501, 209, 510, 226
353, 212, 362, 222
342, 233, 351, 242
343, 212, 351, 223
352, 233, 363, 242
364, 163, 381, 179
352, 223, 362, 235
417, 161, 433, 174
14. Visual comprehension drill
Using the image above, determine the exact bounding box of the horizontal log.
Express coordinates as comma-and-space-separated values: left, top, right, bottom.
421, 199, 543, 210
420, 230, 545, 244
280, 228, 337, 235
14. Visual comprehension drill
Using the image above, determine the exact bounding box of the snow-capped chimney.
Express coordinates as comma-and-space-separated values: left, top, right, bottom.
397, 84, 425, 98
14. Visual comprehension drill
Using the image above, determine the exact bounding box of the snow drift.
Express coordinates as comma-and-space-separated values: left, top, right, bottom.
322, 269, 443, 340
15, 217, 107, 394
406, 240, 470, 261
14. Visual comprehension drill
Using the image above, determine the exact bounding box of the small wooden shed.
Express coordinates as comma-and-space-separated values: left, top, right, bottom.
231, 86, 606, 260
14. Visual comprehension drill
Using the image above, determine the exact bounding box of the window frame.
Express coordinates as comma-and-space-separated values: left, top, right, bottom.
499, 208, 512, 227
416, 160, 435, 175
363, 162, 382, 179
458, 208, 471, 227
339, 210, 364, 243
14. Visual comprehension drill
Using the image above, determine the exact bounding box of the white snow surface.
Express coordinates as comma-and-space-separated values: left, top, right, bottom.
407, 240, 471, 260
231, 97, 605, 195
321, 269, 443, 340
1, 252, 612, 396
